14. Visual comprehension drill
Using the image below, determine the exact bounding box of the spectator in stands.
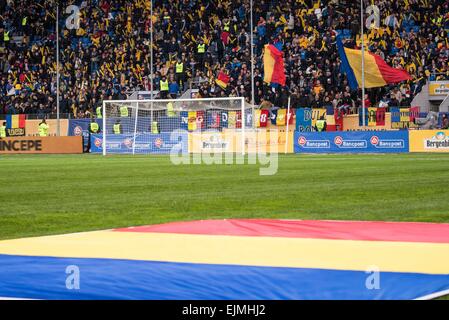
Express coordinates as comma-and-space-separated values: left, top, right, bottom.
441, 114, 449, 129
0, 0, 448, 118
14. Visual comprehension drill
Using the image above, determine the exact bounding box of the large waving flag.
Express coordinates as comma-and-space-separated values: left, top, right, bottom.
337, 36, 411, 90
263, 44, 286, 86
215, 70, 230, 89
1, 219, 449, 300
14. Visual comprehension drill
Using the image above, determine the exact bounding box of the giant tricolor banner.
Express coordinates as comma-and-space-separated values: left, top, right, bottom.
0, 219, 448, 300
263, 44, 286, 86
337, 36, 411, 90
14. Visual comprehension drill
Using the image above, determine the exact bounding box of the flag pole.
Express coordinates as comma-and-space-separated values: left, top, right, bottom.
285, 96, 291, 154
250, 0, 255, 107
56, 2, 60, 136
361, 0, 366, 128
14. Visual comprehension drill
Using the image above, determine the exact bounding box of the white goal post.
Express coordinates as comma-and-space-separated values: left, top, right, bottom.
101, 97, 253, 156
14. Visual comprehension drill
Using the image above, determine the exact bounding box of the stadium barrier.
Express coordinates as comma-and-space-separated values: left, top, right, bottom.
409, 130, 449, 153
91, 130, 294, 154
294, 131, 409, 154
189, 130, 294, 154
86, 130, 449, 154
0, 136, 83, 154
25, 119, 69, 136
90, 133, 189, 154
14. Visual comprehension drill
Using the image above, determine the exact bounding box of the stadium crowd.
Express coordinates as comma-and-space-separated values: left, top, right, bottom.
0, 0, 448, 118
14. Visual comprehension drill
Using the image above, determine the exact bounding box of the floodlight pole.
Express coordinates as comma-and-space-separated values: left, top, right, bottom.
150, 0, 154, 102
56, 3, 60, 136
250, 0, 255, 107
150, 0, 154, 119
361, 0, 366, 128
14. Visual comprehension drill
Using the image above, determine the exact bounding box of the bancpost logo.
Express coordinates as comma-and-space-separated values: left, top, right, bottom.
297, 136, 330, 148
123, 138, 133, 149
334, 136, 367, 148
425, 132, 449, 149
154, 138, 163, 149
73, 126, 83, 136
94, 138, 102, 148
370, 135, 405, 149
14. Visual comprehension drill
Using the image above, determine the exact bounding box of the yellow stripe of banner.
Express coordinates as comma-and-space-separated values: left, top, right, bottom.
344, 48, 387, 88
263, 45, 275, 84
11, 115, 19, 128
0, 231, 448, 274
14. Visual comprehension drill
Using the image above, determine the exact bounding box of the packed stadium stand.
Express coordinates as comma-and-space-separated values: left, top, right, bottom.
0, 0, 448, 118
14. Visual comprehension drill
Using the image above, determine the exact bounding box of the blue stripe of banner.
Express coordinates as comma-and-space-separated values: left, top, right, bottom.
5, 115, 12, 129
0, 254, 448, 300
336, 35, 359, 90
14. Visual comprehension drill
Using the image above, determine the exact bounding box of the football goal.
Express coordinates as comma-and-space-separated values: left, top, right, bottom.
101, 97, 254, 155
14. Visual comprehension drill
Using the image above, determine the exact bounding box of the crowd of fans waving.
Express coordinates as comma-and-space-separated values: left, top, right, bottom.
0, 0, 448, 118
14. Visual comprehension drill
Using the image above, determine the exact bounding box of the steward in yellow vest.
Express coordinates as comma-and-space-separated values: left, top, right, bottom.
316, 119, 326, 132
166, 102, 175, 117
160, 78, 169, 91
197, 43, 206, 53
160, 76, 169, 99
96, 106, 102, 119
0, 122, 6, 138
90, 121, 100, 133
38, 119, 49, 136
113, 121, 122, 134
3, 31, 10, 43
151, 121, 159, 134
175, 59, 185, 88
120, 106, 129, 117
175, 61, 184, 74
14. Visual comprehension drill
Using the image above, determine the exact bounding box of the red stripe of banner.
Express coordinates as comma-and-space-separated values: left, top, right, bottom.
18, 114, 26, 128
370, 52, 412, 84
114, 219, 449, 243
267, 45, 286, 86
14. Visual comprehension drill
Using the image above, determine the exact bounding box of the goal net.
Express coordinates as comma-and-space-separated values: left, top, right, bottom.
99, 97, 254, 155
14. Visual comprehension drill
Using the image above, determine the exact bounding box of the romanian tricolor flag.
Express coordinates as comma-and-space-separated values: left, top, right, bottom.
215, 71, 230, 89
263, 44, 286, 86
0, 219, 448, 299
337, 36, 411, 90
6, 114, 26, 129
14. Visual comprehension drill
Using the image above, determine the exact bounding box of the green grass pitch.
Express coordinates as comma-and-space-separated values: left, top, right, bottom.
1, 153, 449, 241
